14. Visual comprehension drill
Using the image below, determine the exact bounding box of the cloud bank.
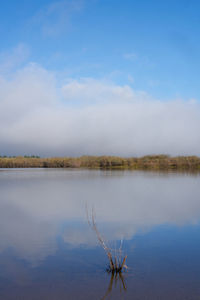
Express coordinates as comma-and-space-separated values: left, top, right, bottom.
0, 63, 200, 156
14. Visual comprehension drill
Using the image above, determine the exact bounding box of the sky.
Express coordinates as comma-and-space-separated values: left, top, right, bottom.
0, 0, 200, 156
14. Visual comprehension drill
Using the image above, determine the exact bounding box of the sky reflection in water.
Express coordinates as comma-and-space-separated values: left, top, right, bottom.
0, 169, 200, 299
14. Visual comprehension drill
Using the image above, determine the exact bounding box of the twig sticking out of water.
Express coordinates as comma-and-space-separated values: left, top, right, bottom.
86, 205, 128, 273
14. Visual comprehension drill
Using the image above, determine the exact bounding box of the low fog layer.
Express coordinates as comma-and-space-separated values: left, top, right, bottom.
0, 63, 200, 156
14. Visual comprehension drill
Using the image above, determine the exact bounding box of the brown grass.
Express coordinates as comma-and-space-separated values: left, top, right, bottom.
0, 155, 200, 171
86, 206, 128, 274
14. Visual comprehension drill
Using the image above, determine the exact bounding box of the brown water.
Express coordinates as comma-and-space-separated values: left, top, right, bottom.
0, 169, 200, 299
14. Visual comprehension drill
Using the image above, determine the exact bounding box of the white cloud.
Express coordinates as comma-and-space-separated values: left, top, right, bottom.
0, 63, 200, 156
62, 77, 135, 103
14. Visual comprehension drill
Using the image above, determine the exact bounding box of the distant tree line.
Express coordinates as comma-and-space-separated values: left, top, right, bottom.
0, 155, 200, 171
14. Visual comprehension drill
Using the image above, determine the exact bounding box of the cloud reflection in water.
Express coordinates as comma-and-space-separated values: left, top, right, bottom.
0, 169, 199, 264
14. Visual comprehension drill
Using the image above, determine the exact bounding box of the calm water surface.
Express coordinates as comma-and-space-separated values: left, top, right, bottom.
0, 169, 200, 299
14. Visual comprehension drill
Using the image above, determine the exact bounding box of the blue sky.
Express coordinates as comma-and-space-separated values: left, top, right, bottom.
0, 0, 200, 156
1, 0, 200, 99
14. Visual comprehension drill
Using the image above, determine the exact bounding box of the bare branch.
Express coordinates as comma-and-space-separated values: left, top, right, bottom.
86, 204, 127, 273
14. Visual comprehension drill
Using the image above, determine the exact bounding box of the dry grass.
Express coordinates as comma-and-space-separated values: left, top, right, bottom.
0, 155, 200, 171
86, 206, 128, 274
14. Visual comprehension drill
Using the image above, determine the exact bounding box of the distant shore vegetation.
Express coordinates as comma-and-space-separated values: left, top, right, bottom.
0, 155, 200, 171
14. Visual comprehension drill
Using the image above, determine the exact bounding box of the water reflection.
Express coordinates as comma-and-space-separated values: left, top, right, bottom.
0, 169, 200, 264
102, 272, 127, 300
0, 169, 200, 299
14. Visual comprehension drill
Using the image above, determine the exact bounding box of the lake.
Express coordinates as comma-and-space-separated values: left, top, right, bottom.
0, 169, 200, 299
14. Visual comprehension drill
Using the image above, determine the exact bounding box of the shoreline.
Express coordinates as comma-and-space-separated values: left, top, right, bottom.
0, 155, 200, 171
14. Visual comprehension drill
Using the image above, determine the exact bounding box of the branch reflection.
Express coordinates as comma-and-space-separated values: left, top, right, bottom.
101, 272, 127, 300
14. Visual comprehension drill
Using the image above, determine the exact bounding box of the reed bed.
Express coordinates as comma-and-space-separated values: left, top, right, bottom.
0, 155, 200, 171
